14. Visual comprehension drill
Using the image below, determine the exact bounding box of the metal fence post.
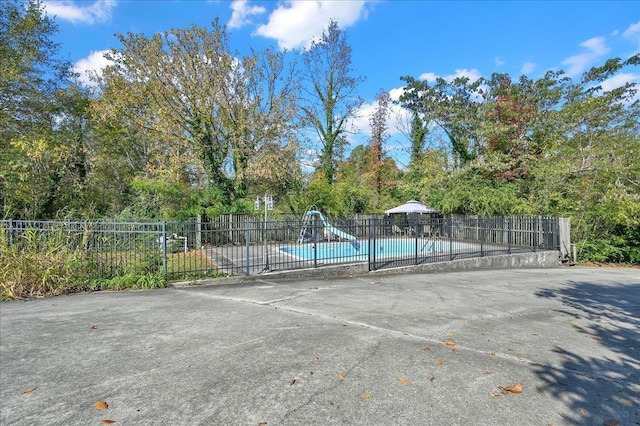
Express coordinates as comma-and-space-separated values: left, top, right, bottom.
414, 229, 418, 265
449, 216, 454, 261
372, 218, 378, 271
313, 215, 318, 269
507, 217, 512, 254
245, 219, 250, 276
367, 219, 372, 271
162, 222, 167, 277
480, 217, 484, 257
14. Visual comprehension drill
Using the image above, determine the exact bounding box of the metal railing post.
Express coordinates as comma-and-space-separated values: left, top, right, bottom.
313, 215, 318, 269
480, 217, 484, 257
162, 222, 167, 277
449, 216, 454, 261
245, 219, 250, 276
372, 218, 377, 271
507, 217, 511, 254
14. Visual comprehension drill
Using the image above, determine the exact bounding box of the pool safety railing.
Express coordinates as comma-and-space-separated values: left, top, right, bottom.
0, 215, 564, 280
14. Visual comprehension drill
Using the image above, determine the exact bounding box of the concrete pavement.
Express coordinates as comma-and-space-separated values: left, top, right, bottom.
1, 267, 639, 425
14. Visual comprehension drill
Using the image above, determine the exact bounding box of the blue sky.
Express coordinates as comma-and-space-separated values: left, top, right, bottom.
42, 0, 640, 167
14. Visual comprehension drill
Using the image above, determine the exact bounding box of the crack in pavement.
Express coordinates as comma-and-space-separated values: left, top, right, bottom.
178, 287, 629, 389
279, 339, 384, 424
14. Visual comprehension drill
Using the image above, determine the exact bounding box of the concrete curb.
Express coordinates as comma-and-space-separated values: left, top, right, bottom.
170, 250, 560, 288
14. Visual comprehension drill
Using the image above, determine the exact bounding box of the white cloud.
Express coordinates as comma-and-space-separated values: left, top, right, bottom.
562, 36, 610, 77
494, 56, 505, 67
73, 50, 113, 86
228, 0, 266, 29
388, 87, 406, 102
521, 62, 536, 75
42, 0, 115, 25
600, 72, 640, 91
419, 69, 482, 83
600, 72, 640, 103
623, 20, 640, 38
254, 1, 370, 50
418, 72, 438, 82
349, 90, 410, 139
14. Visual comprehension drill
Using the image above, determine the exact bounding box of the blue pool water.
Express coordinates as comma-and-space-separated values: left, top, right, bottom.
280, 238, 450, 261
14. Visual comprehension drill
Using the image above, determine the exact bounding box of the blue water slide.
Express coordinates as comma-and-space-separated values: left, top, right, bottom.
306, 210, 360, 250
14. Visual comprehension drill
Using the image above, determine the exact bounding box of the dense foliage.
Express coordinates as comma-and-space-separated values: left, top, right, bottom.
1, 2, 638, 264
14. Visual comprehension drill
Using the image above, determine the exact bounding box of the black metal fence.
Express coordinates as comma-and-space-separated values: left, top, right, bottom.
0, 215, 561, 281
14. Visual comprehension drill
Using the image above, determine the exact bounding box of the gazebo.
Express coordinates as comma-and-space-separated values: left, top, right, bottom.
384, 200, 438, 215
384, 200, 440, 236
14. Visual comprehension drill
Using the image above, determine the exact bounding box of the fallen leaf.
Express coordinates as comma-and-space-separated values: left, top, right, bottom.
361, 393, 372, 399
100, 421, 116, 425
338, 372, 345, 381
484, 371, 493, 375
603, 419, 619, 426
444, 341, 456, 347
90, 325, 97, 330
312, 356, 320, 361
22, 387, 38, 395
258, 422, 268, 426
519, 351, 527, 356
436, 359, 444, 366
398, 378, 411, 385
578, 408, 587, 416
452, 348, 460, 355
289, 379, 296, 386
445, 333, 454, 337
489, 392, 500, 397
499, 382, 523, 394
423, 347, 431, 352
488, 351, 496, 356
94, 401, 109, 410
429, 376, 435, 382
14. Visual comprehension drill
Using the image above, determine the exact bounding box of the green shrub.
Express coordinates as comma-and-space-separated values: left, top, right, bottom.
92, 272, 166, 291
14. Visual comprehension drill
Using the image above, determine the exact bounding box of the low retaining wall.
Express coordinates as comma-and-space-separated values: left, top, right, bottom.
172, 250, 560, 287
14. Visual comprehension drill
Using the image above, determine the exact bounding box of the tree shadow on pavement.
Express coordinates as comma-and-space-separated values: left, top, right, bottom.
535, 280, 640, 425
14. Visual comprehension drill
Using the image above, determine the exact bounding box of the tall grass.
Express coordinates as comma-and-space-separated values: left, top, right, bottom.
0, 228, 97, 300
0, 227, 166, 300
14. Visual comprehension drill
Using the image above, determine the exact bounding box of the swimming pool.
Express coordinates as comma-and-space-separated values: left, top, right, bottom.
280, 238, 450, 261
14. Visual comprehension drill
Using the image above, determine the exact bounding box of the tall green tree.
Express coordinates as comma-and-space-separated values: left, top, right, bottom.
94, 20, 300, 206
0, 0, 74, 218
399, 75, 484, 168
300, 20, 364, 185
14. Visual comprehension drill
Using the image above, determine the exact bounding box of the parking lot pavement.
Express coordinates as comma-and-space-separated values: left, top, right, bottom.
1, 267, 639, 425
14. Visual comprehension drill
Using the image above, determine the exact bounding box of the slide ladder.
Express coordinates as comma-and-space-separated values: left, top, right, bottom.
298, 212, 311, 243
298, 209, 360, 250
